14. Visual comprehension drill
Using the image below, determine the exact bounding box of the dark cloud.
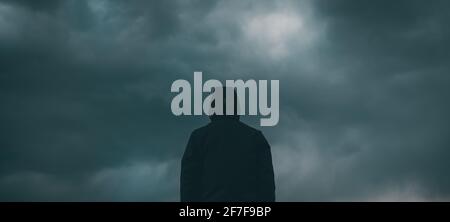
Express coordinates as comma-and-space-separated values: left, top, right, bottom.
0, 0, 449, 201
0, 0, 61, 13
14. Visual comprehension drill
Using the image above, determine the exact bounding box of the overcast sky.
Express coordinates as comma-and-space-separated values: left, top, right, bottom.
0, 0, 449, 201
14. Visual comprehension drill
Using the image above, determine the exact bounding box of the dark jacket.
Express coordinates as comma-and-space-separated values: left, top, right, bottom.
180, 115, 275, 202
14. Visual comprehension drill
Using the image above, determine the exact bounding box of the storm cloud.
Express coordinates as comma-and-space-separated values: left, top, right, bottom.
0, 0, 449, 201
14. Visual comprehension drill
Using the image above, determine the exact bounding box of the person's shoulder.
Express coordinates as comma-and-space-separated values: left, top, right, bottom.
190, 123, 211, 138
237, 122, 269, 146
237, 121, 263, 136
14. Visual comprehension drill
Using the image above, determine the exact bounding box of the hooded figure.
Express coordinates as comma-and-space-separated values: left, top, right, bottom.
180, 87, 275, 202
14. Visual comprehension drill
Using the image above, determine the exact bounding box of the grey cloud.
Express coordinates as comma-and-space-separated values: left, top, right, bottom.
0, 0, 449, 201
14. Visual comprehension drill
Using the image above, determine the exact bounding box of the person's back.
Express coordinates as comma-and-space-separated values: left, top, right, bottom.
180, 115, 275, 202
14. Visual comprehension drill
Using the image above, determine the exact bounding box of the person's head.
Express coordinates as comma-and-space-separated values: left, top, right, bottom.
208, 86, 239, 121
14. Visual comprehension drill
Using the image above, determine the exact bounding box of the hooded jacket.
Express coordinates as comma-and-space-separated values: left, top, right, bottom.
180, 114, 275, 202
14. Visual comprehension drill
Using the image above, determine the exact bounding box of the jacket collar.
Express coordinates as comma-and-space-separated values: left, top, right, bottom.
209, 114, 240, 122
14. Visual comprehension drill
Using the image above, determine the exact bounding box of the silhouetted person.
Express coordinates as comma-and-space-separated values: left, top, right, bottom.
180, 87, 275, 202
